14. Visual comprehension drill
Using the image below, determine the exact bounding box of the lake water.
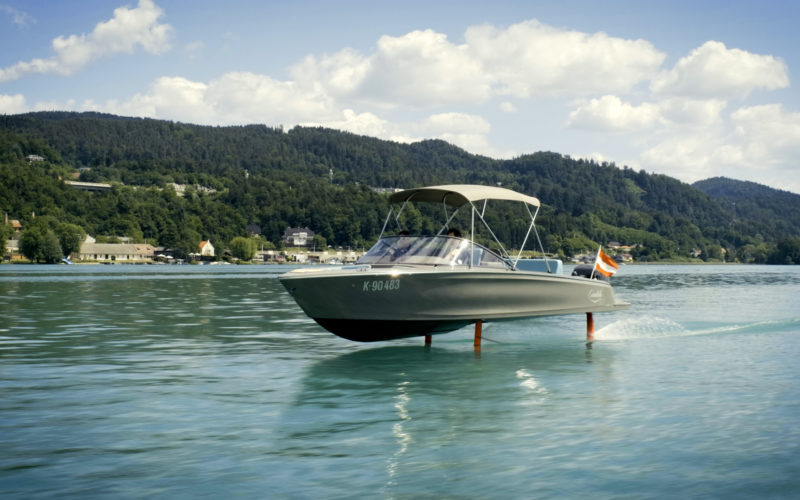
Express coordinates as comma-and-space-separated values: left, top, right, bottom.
1, 264, 799, 498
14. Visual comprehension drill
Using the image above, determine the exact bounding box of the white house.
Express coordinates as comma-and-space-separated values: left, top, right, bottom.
199, 240, 215, 257
283, 227, 315, 247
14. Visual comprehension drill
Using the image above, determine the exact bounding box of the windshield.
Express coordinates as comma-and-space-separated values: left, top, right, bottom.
358, 236, 509, 268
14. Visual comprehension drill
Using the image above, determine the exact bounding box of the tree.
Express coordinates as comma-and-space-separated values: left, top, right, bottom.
41, 231, 62, 263
19, 222, 62, 263
259, 238, 276, 251
311, 234, 327, 251
0, 222, 12, 256
55, 222, 86, 258
770, 237, 800, 264
229, 236, 257, 260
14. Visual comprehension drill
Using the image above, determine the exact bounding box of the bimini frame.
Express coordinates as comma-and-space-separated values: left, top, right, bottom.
379, 184, 550, 271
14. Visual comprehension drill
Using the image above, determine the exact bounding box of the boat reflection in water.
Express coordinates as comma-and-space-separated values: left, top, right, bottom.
280, 184, 628, 342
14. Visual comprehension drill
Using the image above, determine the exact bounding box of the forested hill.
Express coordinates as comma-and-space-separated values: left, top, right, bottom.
693, 177, 800, 237
1, 111, 798, 263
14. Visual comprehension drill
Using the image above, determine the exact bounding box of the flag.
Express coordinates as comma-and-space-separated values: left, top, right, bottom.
593, 246, 619, 278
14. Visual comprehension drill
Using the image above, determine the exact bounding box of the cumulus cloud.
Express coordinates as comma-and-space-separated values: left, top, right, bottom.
302, 109, 495, 155
729, 104, 800, 163
291, 48, 371, 97
0, 93, 27, 114
293, 30, 492, 107
291, 19, 665, 108
95, 72, 337, 127
651, 41, 789, 99
568, 95, 726, 131
306, 109, 394, 138
363, 30, 492, 106
418, 112, 491, 135
308, 111, 482, 154
106, 76, 209, 124
207, 72, 337, 124
657, 98, 727, 128
567, 95, 661, 131
641, 134, 717, 177
639, 103, 800, 189
466, 19, 665, 97
0, 0, 171, 83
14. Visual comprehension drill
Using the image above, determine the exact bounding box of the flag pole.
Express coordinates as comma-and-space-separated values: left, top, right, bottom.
590, 245, 601, 280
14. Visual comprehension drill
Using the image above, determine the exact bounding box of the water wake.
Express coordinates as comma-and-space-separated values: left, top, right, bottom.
595, 316, 800, 341
594, 317, 688, 340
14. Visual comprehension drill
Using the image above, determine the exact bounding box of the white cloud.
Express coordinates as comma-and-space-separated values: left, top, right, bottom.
567, 95, 660, 131
568, 95, 727, 132
304, 109, 496, 156
302, 109, 410, 143
729, 104, 800, 164
465, 19, 665, 97
32, 98, 79, 112
293, 30, 492, 107
106, 76, 209, 124
418, 112, 491, 135
0, 93, 27, 114
416, 112, 496, 156
95, 72, 337, 127
363, 30, 492, 106
291, 49, 374, 98
639, 103, 800, 190
292, 19, 666, 109
657, 98, 727, 128
0, 0, 171, 83
651, 41, 789, 99
641, 134, 717, 179
206, 72, 336, 125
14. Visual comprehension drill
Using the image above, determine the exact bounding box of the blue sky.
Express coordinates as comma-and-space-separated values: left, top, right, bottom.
2, 0, 799, 193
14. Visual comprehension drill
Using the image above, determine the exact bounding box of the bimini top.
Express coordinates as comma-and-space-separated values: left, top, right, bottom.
388, 184, 540, 208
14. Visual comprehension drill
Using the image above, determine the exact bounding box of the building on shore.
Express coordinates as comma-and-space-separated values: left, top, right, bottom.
75, 243, 156, 262
259, 249, 363, 264
283, 227, 315, 247
199, 240, 215, 257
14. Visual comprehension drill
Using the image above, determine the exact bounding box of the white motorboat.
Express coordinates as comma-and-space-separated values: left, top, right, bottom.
280, 184, 628, 342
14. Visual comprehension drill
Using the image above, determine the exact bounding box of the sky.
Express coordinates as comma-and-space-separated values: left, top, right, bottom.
2, 0, 799, 194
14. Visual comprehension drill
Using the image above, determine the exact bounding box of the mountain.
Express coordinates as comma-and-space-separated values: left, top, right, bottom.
1, 111, 798, 263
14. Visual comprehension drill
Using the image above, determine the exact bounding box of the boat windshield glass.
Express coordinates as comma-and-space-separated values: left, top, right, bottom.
358, 236, 509, 268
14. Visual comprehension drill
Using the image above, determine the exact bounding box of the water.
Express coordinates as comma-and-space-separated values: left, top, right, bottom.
1, 264, 799, 498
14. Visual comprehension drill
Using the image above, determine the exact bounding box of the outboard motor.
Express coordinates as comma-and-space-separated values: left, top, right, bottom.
572, 264, 610, 282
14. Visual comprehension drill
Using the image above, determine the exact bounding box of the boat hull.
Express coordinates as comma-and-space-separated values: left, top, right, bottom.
280, 266, 629, 341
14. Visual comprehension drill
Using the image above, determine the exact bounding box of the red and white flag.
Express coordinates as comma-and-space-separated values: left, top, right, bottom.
593, 247, 619, 278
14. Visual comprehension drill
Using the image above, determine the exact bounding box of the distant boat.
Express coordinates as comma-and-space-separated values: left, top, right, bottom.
62, 257, 73, 265
280, 184, 628, 342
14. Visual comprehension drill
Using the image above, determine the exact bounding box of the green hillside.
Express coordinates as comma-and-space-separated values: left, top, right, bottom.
1, 111, 798, 263
694, 177, 800, 236
693, 177, 800, 263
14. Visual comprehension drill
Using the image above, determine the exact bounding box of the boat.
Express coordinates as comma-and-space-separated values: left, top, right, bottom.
279, 184, 629, 342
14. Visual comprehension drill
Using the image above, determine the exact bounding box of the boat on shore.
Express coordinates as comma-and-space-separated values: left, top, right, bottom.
280, 184, 628, 342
